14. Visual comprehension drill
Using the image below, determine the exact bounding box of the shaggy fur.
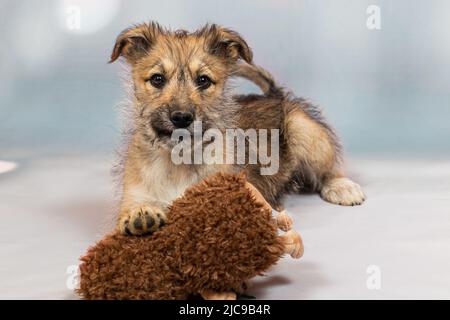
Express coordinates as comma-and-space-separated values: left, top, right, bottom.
109, 22, 366, 236
77, 173, 288, 300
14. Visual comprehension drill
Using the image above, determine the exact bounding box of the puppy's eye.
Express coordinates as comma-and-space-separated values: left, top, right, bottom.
196, 75, 213, 90
148, 74, 166, 88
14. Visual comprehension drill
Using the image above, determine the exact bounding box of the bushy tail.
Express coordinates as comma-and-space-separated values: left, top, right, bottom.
234, 62, 284, 98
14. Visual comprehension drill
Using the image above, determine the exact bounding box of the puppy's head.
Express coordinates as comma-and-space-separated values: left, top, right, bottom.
110, 22, 252, 146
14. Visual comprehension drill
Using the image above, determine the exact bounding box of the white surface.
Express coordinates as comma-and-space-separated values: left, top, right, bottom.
1, 154, 449, 299
0, 161, 17, 174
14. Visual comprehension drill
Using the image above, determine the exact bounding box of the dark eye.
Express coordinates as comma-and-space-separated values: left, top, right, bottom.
148, 74, 166, 88
196, 75, 212, 90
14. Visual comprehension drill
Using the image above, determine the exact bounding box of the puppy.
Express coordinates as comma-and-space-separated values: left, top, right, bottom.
109, 22, 365, 235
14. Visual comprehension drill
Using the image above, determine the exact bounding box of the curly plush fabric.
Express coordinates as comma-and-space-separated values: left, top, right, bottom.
77, 173, 285, 299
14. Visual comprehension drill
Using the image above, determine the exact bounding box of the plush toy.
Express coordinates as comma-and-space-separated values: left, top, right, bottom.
77, 173, 303, 300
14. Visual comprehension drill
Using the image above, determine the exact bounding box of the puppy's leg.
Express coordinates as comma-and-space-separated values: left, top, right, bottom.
117, 159, 169, 235
285, 105, 365, 206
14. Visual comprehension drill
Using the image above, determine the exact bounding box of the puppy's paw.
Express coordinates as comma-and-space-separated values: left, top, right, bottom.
118, 206, 167, 236
321, 177, 366, 206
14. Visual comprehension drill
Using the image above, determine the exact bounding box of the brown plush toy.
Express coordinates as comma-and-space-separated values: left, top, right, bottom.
77, 173, 303, 300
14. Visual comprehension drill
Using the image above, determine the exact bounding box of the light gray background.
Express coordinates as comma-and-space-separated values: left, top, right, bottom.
1, 0, 449, 299
2, 0, 450, 155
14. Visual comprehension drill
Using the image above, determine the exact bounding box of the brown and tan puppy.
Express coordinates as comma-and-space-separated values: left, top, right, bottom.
109, 22, 365, 235
78, 173, 303, 300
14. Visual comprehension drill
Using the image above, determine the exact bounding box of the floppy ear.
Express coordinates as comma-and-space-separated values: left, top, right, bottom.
201, 24, 253, 63
109, 22, 162, 63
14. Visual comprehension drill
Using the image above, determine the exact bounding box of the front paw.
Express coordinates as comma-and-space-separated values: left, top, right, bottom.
118, 206, 167, 236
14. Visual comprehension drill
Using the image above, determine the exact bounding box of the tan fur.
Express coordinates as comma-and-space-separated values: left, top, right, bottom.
110, 22, 365, 235
285, 109, 337, 179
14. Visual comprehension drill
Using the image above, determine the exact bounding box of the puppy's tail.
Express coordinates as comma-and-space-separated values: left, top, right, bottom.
234, 63, 284, 98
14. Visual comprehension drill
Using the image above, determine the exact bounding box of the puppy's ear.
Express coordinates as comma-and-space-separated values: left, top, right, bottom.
109, 22, 162, 63
200, 24, 253, 63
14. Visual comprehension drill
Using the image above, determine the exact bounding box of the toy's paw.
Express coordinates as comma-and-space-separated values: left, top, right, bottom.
200, 290, 237, 300
118, 206, 167, 236
282, 230, 304, 259
275, 210, 293, 231
321, 177, 366, 206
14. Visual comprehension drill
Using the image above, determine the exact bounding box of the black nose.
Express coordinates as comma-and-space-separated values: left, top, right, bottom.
170, 111, 194, 128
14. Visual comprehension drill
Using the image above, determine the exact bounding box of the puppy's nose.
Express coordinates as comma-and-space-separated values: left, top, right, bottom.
170, 111, 194, 128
